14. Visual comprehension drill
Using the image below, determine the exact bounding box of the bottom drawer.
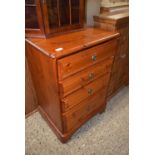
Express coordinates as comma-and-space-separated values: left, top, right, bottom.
62, 89, 107, 132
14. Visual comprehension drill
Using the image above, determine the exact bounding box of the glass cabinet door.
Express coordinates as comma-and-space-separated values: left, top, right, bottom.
46, 0, 59, 28
71, 0, 80, 24
59, 0, 70, 26
25, 0, 84, 37
46, 0, 70, 28
25, 0, 39, 29
42, 0, 84, 36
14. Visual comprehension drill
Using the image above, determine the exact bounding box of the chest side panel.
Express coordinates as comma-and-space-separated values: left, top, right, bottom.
26, 41, 63, 132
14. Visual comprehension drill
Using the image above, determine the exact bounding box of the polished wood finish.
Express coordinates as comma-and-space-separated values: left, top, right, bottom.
94, 6, 129, 99
26, 28, 119, 58
61, 75, 110, 112
59, 57, 113, 97
57, 39, 116, 80
25, 0, 85, 38
26, 43, 63, 131
26, 28, 119, 142
25, 58, 38, 115
62, 88, 107, 132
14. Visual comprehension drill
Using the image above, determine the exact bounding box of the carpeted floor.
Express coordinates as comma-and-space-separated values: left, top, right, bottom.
26, 87, 129, 155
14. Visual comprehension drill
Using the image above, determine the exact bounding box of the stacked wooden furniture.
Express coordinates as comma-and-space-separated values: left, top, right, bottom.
26, 28, 119, 142
94, 5, 129, 99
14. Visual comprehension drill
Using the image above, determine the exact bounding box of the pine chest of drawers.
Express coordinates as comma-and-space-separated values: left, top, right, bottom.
26, 28, 119, 142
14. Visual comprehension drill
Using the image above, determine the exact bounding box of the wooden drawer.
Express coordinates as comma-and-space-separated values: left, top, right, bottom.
62, 89, 106, 132
61, 75, 110, 112
59, 57, 113, 97
58, 39, 117, 80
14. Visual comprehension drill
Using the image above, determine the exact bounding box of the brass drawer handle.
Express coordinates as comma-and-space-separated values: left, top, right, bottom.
88, 88, 93, 95
88, 72, 95, 80
91, 55, 97, 61
80, 73, 95, 83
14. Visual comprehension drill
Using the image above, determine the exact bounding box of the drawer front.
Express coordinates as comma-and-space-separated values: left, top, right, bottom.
62, 89, 106, 132
61, 75, 110, 112
59, 57, 113, 97
58, 39, 117, 80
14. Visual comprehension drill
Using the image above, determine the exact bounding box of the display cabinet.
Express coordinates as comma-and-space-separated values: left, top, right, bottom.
25, 0, 85, 38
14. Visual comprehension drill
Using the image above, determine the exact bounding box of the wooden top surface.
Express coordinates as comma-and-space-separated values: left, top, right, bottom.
101, 2, 129, 8
101, 6, 128, 14
94, 6, 129, 25
26, 28, 119, 59
99, 12, 129, 21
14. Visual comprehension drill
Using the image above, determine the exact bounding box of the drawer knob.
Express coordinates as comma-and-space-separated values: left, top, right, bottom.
80, 73, 95, 83
91, 55, 97, 61
88, 72, 95, 80
88, 88, 93, 95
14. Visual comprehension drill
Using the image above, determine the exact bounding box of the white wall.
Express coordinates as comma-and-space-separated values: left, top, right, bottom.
86, 0, 101, 26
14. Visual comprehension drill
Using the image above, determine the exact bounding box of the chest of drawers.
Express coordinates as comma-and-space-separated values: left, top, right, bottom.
26, 28, 119, 142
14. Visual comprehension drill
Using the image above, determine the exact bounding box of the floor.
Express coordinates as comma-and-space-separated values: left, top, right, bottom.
25, 87, 129, 155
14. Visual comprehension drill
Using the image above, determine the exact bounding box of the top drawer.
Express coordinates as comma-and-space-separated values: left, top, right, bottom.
57, 39, 117, 80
